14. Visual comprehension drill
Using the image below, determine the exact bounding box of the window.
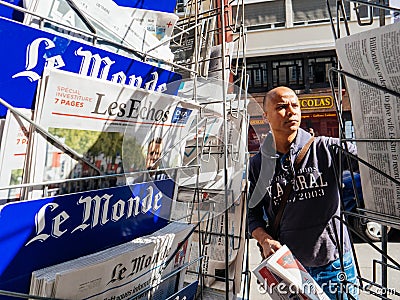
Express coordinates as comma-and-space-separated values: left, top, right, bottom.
232, 0, 285, 30
355, 1, 391, 19
176, 0, 185, 13
345, 120, 355, 140
238, 51, 338, 93
308, 56, 337, 88
293, 0, 350, 25
272, 60, 303, 88
246, 62, 268, 89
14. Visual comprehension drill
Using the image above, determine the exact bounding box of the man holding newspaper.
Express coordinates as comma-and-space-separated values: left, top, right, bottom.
248, 87, 358, 299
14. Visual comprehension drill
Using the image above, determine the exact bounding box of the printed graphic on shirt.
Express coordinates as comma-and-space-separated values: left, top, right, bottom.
267, 166, 328, 207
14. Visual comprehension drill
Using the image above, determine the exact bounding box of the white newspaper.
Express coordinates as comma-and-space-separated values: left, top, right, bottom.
120, 7, 179, 42
252, 265, 297, 300
29, 222, 194, 299
27, 68, 199, 197
208, 42, 235, 82
172, 110, 247, 215
335, 22, 400, 222
184, 194, 246, 296
25, 0, 174, 62
253, 245, 329, 300
0, 109, 32, 202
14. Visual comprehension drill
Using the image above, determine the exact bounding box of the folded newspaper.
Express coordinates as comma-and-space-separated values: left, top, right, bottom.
252, 245, 330, 300
29, 222, 194, 300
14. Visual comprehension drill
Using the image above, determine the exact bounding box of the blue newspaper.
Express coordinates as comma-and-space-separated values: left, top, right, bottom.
112, 0, 178, 13
0, 17, 182, 117
0, 179, 174, 298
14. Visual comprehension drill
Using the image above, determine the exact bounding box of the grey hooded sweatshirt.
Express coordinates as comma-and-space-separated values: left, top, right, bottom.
248, 128, 356, 267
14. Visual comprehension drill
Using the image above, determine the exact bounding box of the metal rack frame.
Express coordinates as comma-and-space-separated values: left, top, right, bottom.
0, 0, 250, 299
171, 1, 250, 299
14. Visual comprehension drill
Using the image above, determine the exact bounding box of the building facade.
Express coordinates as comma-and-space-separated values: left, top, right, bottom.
234, 0, 392, 141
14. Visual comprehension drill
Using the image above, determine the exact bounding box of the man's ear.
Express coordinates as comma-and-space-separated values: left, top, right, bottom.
263, 112, 268, 124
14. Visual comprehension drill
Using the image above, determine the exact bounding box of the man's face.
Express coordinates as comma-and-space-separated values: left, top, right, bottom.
264, 89, 301, 136
146, 141, 162, 170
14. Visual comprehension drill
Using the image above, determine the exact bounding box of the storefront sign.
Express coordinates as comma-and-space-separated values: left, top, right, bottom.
302, 112, 337, 119
299, 95, 334, 110
250, 118, 265, 126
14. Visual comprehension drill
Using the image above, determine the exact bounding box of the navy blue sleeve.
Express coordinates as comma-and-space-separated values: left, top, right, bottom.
247, 153, 267, 235
336, 139, 358, 170
324, 137, 358, 171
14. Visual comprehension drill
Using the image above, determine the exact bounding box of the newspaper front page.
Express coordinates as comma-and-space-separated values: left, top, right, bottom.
335, 22, 400, 224
252, 264, 294, 300
27, 68, 199, 197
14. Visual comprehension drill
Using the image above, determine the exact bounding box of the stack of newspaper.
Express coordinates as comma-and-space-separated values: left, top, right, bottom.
252, 245, 330, 300
29, 221, 194, 299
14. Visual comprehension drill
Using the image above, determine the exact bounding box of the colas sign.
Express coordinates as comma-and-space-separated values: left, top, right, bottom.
299, 95, 334, 110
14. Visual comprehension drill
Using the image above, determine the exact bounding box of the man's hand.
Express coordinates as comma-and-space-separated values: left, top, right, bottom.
252, 227, 282, 258
259, 237, 282, 258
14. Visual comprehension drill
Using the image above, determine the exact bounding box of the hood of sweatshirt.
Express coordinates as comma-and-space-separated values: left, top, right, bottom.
248, 128, 313, 208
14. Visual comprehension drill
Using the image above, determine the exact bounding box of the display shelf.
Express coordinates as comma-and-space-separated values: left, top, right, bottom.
0, 0, 249, 299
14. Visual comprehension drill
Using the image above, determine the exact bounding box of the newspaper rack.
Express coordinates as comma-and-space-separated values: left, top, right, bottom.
0, 0, 250, 299
327, 1, 400, 298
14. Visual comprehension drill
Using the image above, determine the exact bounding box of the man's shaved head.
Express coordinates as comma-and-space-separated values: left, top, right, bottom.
263, 86, 298, 111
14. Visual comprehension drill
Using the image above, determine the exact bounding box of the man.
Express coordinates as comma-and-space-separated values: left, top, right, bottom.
145, 137, 163, 171
134, 137, 168, 183
248, 86, 358, 299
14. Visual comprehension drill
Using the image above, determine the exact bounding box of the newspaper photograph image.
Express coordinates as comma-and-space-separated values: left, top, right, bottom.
0, 109, 32, 202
